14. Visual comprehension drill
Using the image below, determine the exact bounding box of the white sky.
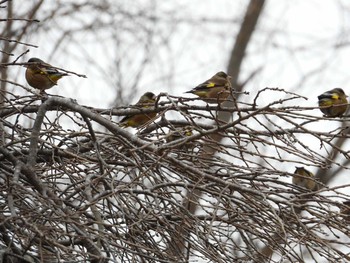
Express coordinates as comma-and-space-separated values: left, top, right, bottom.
14, 1, 350, 107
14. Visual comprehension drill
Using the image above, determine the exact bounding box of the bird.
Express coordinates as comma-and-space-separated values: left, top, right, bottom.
25, 57, 68, 92
185, 71, 232, 103
166, 127, 193, 143
318, 88, 348, 117
164, 127, 195, 152
292, 167, 316, 191
119, 92, 157, 128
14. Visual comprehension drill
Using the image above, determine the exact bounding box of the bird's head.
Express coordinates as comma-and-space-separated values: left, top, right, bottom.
144, 92, 156, 100
216, 71, 228, 78
139, 92, 157, 104
216, 71, 232, 80
332, 88, 346, 96
24, 57, 44, 68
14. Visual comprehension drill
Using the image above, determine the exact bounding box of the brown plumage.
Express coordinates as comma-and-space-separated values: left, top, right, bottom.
292, 167, 316, 191
119, 92, 157, 128
318, 88, 348, 117
185, 71, 232, 103
166, 127, 193, 143
25, 57, 68, 92
165, 127, 194, 151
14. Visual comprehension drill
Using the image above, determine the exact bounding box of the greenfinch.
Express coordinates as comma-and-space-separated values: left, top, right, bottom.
165, 127, 194, 151
318, 88, 348, 117
25, 58, 68, 92
119, 92, 157, 128
185, 71, 232, 103
292, 167, 316, 191
166, 127, 193, 143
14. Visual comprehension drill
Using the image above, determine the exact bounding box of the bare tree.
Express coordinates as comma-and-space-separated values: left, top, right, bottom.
1, 0, 350, 262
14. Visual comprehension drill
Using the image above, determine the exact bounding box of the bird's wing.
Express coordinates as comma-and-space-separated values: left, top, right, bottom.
318, 92, 338, 100
192, 78, 227, 91
119, 104, 143, 123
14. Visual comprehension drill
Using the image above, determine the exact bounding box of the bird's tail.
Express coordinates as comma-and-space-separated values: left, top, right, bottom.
51, 71, 69, 77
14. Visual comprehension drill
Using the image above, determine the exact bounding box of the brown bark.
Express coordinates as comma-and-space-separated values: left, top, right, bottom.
168, 0, 266, 259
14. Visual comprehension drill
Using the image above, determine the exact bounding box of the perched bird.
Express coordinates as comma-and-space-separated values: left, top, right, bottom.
119, 92, 157, 128
318, 88, 348, 117
166, 127, 193, 143
25, 58, 68, 92
185, 71, 232, 103
164, 127, 194, 151
292, 167, 316, 191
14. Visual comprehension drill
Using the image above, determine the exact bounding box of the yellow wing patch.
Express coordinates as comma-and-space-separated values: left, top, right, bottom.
206, 83, 216, 88
331, 94, 340, 100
